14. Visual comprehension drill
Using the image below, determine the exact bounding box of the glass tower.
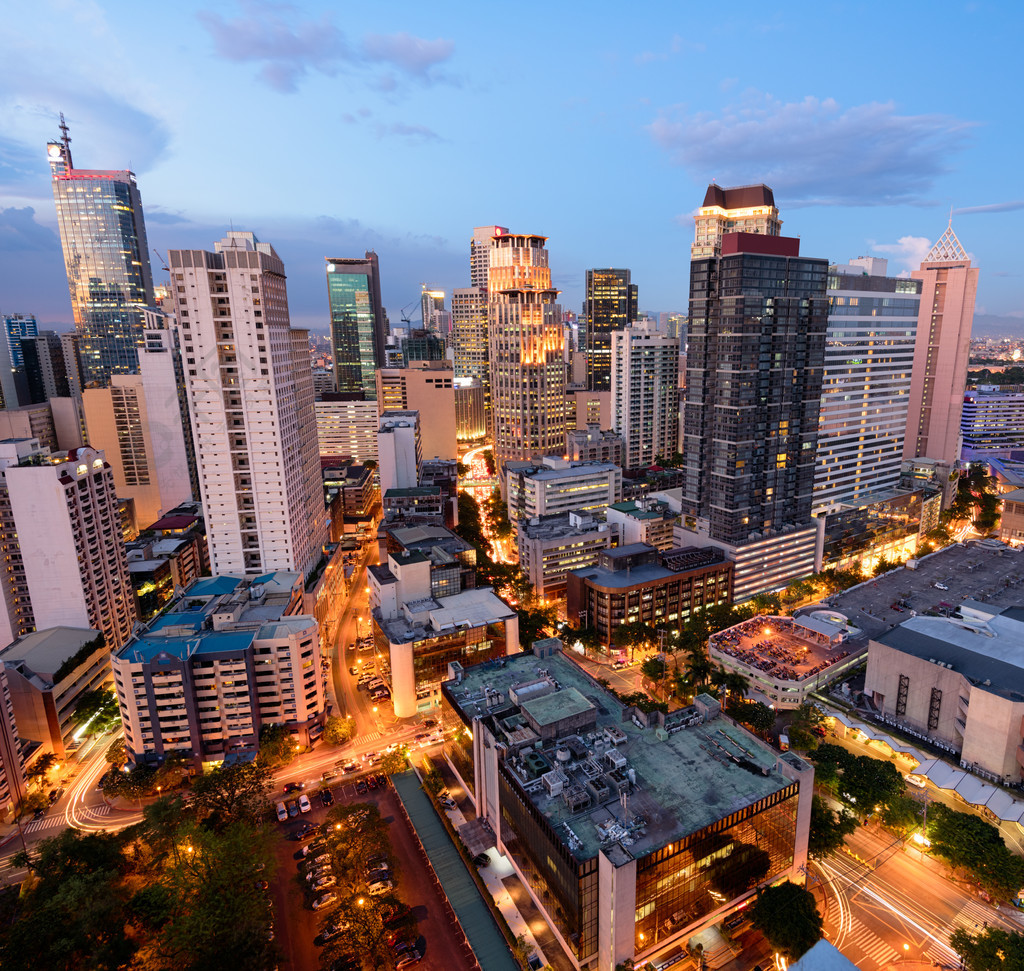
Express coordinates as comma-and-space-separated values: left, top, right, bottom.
325, 253, 386, 399
1, 314, 37, 369
48, 121, 154, 387
583, 268, 637, 392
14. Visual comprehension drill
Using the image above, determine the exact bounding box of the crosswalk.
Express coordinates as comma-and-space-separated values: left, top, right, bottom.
844, 917, 898, 969
20, 815, 67, 835
923, 900, 994, 963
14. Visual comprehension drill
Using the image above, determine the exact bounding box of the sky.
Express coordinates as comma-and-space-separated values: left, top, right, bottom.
1, 0, 1022, 334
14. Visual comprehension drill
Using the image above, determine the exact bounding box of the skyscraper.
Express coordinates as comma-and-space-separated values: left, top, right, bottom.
48, 120, 155, 386
1, 314, 37, 370
452, 286, 490, 406
420, 287, 448, 337
611, 320, 679, 470
325, 253, 386, 399
583, 268, 637, 392
903, 223, 978, 468
170, 232, 328, 576
814, 258, 922, 513
487, 233, 566, 472
21, 332, 71, 403
691, 183, 781, 259
470, 225, 508, 290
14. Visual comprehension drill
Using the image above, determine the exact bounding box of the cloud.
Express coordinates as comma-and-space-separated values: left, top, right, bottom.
0, 206, 61, 253
0, 207, 70, 325
373, 122, 441, 142
198, 4, 455, 93
953, 201, 1024, 215
872, 235, 933, 273
648, 94, 974, 207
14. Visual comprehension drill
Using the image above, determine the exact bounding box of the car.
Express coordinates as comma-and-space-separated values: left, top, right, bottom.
48, 787, 64, 804
368, 879, 394, 895
724, 912, 748, 930
358, 642, 373, 653
395, 952, 422, 968
393, 941, 414, 955
305, 853, 331, 869
367, 776, 378, 790
312, 892, 338, 911
368, 853, 389, 867
905, 773, 927, 789
366, 868, 390, 884
440, 796, 457, 810
299, 794, 312, 813
254, 879, 269, 891
321, 770, 338, 782
32, 807, 46, 819
283, 781, 304, 794
472, 853, 490, 867
311, 875, 337, 891
349, 666, 359, 676
287, 800, 300, 817
340, 761, 359, 774
356, 780, 368, 795
423, 719, 436, 727
276, 801, 288, 822
935, 582, 949, 590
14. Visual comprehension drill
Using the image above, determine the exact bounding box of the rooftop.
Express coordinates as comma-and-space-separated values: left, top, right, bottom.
0, 627, 102, 681
120, 628, 257, 665
444, 648, 796, 862
148, 514, 200, 531
377, 586, 515, 644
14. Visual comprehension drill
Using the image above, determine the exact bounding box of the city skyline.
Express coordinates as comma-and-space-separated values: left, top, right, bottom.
1, 2, 1021, 335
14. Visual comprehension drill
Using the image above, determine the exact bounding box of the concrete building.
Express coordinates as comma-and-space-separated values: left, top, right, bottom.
904, 224, 978, 468
865, 603, 1024, 784
604, 498, 676, 551
506, 458, 622, 522
0, 668, 25, 821
488, 233, 566, 471
112, 572, 324, 766
452, 289, 490, 422
0, 626, 106, 758
381, 486, 447, 529
566, 389, 613, 431
315, 394, 378, 464
170, 232, 328, 577
126, 511, 208, 620
323, 464, 379, 524
470, 225, 508, 291
566, 423, 624, 466
378, 411, 421, 495
453, 377, 486, 442
583, 268, 637, 392
611, 320, 679, 470
517, 512, 618, 599
0, 442, 136, 652
382, 524, 477, 597
691, 183, 781, 259
20, 331, 70, 403
961, 388, 1024, 450
369, 549, 519, 716
998, 488, 1024, 545
814, 260, 922, 513
375, 363, 457, 462
567, 544, 734, 648
326, 253, 386, 400
440, 642, 812, 969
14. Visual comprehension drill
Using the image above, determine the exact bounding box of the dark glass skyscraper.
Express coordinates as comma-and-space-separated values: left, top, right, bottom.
583, 268, 637, 391
48, 122, 154, 387
683, 232, 828, 545
325, 253, 386, 399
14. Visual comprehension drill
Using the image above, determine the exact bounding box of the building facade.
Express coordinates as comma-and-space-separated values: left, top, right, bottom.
325, 253, 387, 399
488, 234, 566, 471
961, 389, 1024, 450
170, 232, 328, 577
691, 183, 781, 259
375, 362, 457, 462
48, 123, 155, 385
21, 332, 72, 403
452, 288, 490, 425
611, 320, 680, 470
583, 268, 637, 392
904, 224, 979, 467
517, 512, 618, 599
604, 498, 675, 550
506, 459, 623, 523
565, 424, 624, 465
315, 394, 379, 464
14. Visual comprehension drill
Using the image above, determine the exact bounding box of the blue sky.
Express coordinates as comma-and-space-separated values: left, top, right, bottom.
1, 0, 1021, 333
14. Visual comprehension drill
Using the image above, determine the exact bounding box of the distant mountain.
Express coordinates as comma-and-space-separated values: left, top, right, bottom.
972, 313, 1024, 338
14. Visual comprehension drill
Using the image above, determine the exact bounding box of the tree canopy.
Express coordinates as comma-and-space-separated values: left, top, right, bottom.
950, 926, 1024, 971
928, 804, 1024, 901
808, 795, 858, 858
749, 881, 823, 961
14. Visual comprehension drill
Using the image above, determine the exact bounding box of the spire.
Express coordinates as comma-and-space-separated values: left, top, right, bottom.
58, 111, 73, 169
923, 222, 968, 264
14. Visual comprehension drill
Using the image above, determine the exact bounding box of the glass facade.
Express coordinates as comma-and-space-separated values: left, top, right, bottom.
49, 141, 154, 386
822, 490, 924, 572
326, 255, 385, 399
584, 268, 637, 392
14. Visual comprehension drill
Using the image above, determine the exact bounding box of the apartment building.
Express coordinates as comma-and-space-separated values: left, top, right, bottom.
506, 458, 622, 522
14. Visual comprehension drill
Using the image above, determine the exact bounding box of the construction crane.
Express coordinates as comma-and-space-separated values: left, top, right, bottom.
398, 297, 421, 326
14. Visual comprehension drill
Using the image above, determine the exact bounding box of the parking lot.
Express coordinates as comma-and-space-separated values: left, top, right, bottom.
819, 542, 1024, 643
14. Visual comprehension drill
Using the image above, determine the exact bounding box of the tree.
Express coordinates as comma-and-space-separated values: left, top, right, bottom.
749, 881, 823, 961
190, 761, 272, 827
873, 557, 896, 576
73, 688, 121, 733
640, 656, 667, 687
726, 700, 775, 736
323, 715, 356, 746
838, 755, 904, 813
380, 749, 408, 776
104, 737, 129, 769
513, 933, 533, 969
101, 763, 156, 801
257, 722, 297, 768
787, 703, 824, 751
950, 926, 1024, 971
748, 592, 781, 615
24, 752, 58, 783
724, 670, 751, 703
879, 793, 923, 836
808, 795, 857, 858
928, 804, 1024, 901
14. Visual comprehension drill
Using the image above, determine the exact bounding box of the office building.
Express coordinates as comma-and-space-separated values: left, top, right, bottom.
60, 332, 84, 396
604, 498, 675, 550
691, 183, 781, 259
566, 424, 624, 465
382, 524, 477, 596
315, 394, 379, 464
567, 389, 613, 431
127, 509, 209, 619
452, 288, 489, 386
865, 602, 1024, 784
170, 232, 327, 577
21, 332, 72, 403
488, 233, 566, 471
112, 572, 325, 766
400, 329, 446, 363
611, 320, 680, 470
0, 668, 25, 821
998, 489, 1024, 545
517, 512, 617, 599
378, 411, 421, 495
470, 224, 508, 291
506, 458, 622, 522
0, 442, 136, 651
440, 642, 812, 968
1, 314, 37, 371
420, 287, 448, 337
454, 377, 486, 442
904, 224, 979, 468
326, 253, 386, 399
48, 121, 155, 385
369, 550, 519, 717
583, 269, 637, 392
961, 388, 1024, 450
567, 545, 734, 648
375, 362, 457, 462
0, 626, 107, 758
814, 260, 922, 512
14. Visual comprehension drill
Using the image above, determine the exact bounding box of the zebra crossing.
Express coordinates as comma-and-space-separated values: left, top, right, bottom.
923, 900, 994, 963
844, 918, 898, 969
21, 815, 66, 835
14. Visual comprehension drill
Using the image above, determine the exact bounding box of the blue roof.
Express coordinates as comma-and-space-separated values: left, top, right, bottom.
121, 629, 256, 664
184, 576, 243, 597
148, 610, 204, 633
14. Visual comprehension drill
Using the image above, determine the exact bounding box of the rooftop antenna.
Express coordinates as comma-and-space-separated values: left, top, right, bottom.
58, 111, 73, 167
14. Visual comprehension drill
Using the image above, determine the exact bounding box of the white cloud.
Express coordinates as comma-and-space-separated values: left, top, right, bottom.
872, 235, 932, 273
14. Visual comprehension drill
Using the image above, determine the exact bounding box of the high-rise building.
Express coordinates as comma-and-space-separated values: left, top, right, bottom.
691, 183, 781, 259
401, 329, 446, 363
611, 320, 679, 470
0, 667, 25, 821
452, 286, 490, 413
47, 120, 155, 386
470, 225, 508, 291
169, 232, 328, 577
488, 233, 566, 472
315, 394, 378, 464
375, 362, 456, 462
453, 377, 486, 442
377, 411, 422, 495
583, 269, 637, 392
903, 224, 978, 468
21, 332, 71, 403
420, 287, 448, 337
813, 259, 922, 512
325, 253, 386, 399
2, 314, 37, 371
0, 441, 137, 651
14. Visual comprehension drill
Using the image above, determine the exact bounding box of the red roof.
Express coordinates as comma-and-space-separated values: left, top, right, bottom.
148, 514, 199, 531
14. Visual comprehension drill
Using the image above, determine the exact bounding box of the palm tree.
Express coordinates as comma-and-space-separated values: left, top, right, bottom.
725, 670, 751, 702
684, 650, 713, 689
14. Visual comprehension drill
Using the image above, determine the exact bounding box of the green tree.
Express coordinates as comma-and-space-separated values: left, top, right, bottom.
808, 795, 857, 858
726, 700, 775, 736
73, 688, 122, 733
640, 656, 667, 690
380, 749, 407, 776
102, 763, 157, 801
950, 926, 1024, 971
190, 761, 272, 827
748, 592, 781, 615
787, 703, 824, 751
928, 804, 1024, 901
838, 755, 905, 812
749, 881, 823, 961
104, 737, 129, 769
257, 722, 297, 768
24, 752, 58, 783
323, 715, 356, 746
879, 793, 923, 836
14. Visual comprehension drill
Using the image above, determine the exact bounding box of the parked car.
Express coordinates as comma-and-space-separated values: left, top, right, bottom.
320, 788, 335, 807
299, 794, 312, 814
312, 892, 338, 911
368, 879, 394, 895
311, 875, 337, 891
472, 853, 490, 867
287, 801, 300, 817
395, 951, 422, 968
276, 801, 288, 822
440, 796, 457, 810
283, 781, 304, 793
356, 780, 368, 795
349, 666, 359, 676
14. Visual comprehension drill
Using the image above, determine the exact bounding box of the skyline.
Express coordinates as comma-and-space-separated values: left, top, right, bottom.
2, 1, 1022, 333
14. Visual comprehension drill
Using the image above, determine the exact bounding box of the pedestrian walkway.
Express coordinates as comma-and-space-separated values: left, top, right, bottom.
845, 917, 897, 969
923, 900, 994, 964
20, 816, 66, 835
392, 770, 520, 971
478, 863, 549, 968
